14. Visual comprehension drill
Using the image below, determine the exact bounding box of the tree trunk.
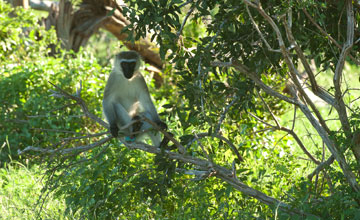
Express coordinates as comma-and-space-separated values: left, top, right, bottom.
37, 0, 163, 70
11, 0, 29, 9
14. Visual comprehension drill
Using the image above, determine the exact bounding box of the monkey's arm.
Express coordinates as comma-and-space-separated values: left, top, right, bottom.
138, 79, 167, 129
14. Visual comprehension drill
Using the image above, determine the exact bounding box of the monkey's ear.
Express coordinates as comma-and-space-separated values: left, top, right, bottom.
121, 62, 136, 79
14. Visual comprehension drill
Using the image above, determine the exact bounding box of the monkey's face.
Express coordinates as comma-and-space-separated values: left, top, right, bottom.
121, 61, 137, 79
116, 51, 141, 79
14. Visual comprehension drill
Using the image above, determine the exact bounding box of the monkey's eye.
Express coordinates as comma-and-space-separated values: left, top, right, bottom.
121, 62, 136, 79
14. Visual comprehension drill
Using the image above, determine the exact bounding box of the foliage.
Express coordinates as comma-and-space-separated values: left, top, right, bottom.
2, 0, 360, 219
119, 0, 360, 219
0, 2, 109, 165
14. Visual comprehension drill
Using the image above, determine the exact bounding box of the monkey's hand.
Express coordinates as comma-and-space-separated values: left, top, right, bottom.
131, 115, 143, 137
157, 121, 168, 130
110, 124, 119, 137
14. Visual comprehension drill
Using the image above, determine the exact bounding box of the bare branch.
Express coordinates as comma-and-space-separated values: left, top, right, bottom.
194, 133, 213, 162
246, 5, 280, 53
215, 95, 239, 134
308, 156, 335, 180
280, 127, 320, 164
256, 88, 280, 128
333, 0, 354, 134
19, 136, 112, 155
48, 81, 108, 128
248, 111, 320, 165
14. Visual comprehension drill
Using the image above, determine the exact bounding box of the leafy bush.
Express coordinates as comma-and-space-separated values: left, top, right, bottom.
0, 2, 107, 165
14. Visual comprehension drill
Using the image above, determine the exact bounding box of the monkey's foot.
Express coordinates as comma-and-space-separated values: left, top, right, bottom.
125, 136, 136, 142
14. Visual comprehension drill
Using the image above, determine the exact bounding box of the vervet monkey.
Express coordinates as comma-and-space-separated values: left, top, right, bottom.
102, 51, 167, 147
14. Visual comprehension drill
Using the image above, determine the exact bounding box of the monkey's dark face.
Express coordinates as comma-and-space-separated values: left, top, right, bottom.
121, 61, 137, 79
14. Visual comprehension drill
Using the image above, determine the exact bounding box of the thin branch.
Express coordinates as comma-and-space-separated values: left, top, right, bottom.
282, 14, 335, 107
291, 106, 297, 131
246, 5, 279, 53
62, 132, 108, 141
248, 112, 320, 164
19, 136, 112, 155
256, 88, 280, 128
176, 4, 195, 39
31, 128, 88, 135
280, 127, 320, 164
302, 8, 360, 65
194, 133, 213, 162
308, 156, 335, 180
49, 81, 108, 128
215, 95, 239, 134
196, 133, 244, 162
248, 112, 276, 128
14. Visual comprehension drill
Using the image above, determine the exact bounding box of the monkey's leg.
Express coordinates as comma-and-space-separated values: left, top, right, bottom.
103, 101, 122, 137
113, 103, 132, 135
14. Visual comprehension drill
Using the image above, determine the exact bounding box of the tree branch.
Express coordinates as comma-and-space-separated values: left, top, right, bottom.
308, 156, 335, 180
48, 81, 108, 128
176, 3, 195, 39
333, 0, 353, 135
215, 95, 239, 134
282, 14, 335, 107
19, 136, 112, 155
123, 141, 318, 218
242, 0, 360, 193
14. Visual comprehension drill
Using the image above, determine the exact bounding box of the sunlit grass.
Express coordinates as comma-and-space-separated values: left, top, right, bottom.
279, 63, 360, 164
0, 162, 76, 219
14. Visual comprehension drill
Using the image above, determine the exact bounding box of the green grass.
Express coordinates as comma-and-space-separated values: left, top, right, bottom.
0, 162, 74, 220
